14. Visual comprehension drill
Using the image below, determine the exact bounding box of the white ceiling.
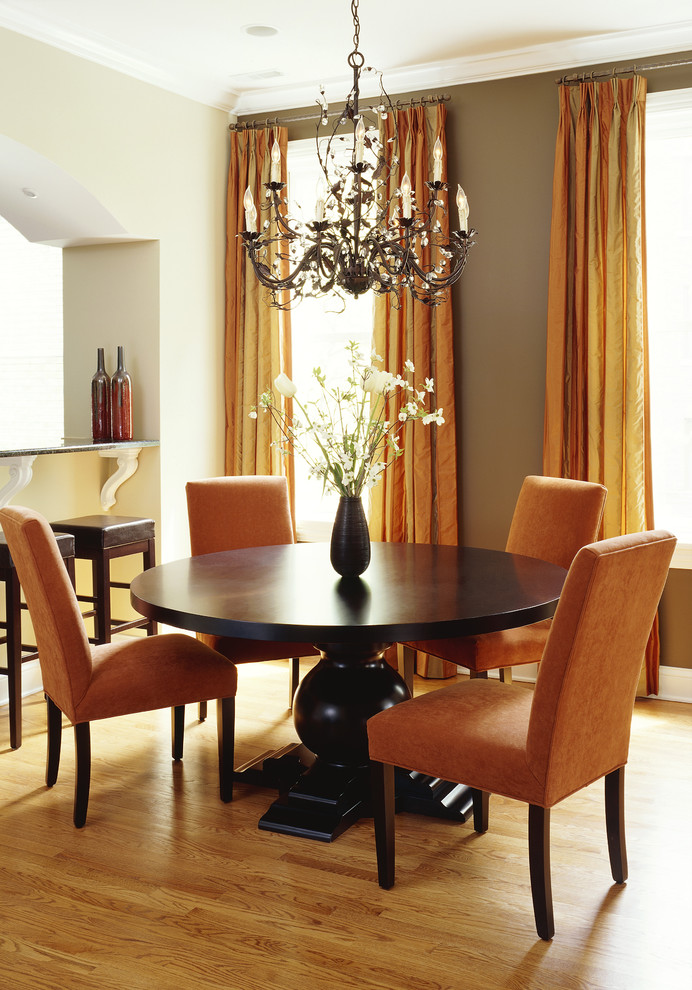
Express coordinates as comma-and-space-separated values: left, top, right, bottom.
1, 0, 692, 116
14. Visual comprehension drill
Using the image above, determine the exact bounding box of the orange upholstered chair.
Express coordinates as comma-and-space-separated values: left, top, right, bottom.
186, 476, 319, 714
368, 529, 675, 940
402, 475, 607, 689
0, 506, 237, 828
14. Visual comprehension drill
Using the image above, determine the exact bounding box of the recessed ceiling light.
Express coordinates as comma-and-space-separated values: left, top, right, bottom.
22, 187, 37, 198
243, 24, 279, 38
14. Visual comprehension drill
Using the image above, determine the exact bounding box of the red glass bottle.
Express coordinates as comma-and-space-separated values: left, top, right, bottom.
91, 347, 111, 441
111, 345, 133, 441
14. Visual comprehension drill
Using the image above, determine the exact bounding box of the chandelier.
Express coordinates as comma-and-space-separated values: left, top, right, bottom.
240, 0, 475, 308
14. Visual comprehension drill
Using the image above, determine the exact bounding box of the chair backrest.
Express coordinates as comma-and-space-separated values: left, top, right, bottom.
186, 475, 294, 556
527, 530, 676, 806
0, 506, 92, 721
506, 475, 607, 570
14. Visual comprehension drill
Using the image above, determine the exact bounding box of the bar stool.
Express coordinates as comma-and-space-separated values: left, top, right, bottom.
49, 515, 158, 645
1, 531, 75, 748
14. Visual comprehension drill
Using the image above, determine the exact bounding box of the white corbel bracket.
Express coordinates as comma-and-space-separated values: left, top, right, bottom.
99, 447, 142, 510
0, 455, 38, 509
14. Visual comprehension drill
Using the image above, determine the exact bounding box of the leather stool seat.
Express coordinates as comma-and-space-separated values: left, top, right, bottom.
1, 531, 75, 749
49, 515, 157, 646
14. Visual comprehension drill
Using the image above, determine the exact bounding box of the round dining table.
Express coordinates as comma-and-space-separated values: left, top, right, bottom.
131, 541, 566, 842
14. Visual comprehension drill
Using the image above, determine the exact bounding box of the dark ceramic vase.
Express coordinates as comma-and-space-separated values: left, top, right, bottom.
330, 495, 371, 578
91, 347, 111, 441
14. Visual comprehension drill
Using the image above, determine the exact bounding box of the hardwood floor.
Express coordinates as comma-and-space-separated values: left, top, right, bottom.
1, 661, 690, 990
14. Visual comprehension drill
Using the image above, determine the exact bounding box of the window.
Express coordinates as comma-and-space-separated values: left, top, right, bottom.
286, 138, 374, 540
646, 89, 692, 565
0, 215, 63, 447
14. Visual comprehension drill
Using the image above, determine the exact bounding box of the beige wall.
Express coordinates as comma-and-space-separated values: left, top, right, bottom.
0, 26, 228, 561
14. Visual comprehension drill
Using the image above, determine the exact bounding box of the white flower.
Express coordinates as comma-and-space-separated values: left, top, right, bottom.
404, 359, 415, 373
424, 378, 434, 392
274, 372, 297, 398
248, 410, 258, 419
363, 368, 393, 395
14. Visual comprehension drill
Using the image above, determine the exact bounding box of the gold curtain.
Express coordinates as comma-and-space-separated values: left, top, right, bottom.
225, 127, 295, 510
543, 76, 659, 693
372, 104, 459, 678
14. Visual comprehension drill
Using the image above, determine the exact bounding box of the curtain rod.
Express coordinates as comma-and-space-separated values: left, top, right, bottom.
229, 93, 450, 131
556, 55, 692, 85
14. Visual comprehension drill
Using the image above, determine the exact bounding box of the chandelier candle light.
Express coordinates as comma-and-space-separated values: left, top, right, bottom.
240, 0, 475, 308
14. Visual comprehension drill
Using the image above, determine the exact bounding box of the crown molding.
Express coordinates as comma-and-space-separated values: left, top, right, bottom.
1, 2, 691, 115
232, 21, 692, 116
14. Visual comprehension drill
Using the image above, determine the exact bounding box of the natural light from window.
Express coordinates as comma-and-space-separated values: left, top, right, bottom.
646, 89, 692, 557
0, 215, 63, 448
287, 138, 374, 540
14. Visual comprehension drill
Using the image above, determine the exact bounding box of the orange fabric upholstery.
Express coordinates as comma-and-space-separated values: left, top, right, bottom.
407, 475, 607, 675
186, 476, 318, 667
0, 506, 237, 825
367, 530, 676, 938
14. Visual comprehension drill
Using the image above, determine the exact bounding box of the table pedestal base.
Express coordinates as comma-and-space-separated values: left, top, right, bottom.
257, 759, 474, 842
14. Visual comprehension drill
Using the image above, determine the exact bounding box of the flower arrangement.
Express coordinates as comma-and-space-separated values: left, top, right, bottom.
251, 341, 444, 498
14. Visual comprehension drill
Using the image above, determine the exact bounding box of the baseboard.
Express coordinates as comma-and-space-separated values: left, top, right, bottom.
457, 663, 692, 704
0, 658, 44, 709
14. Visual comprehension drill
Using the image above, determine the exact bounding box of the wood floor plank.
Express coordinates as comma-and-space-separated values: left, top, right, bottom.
1, 664, 690, 989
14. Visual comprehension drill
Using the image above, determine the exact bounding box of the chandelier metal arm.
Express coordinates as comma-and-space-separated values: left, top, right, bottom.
239, 0, 475, 307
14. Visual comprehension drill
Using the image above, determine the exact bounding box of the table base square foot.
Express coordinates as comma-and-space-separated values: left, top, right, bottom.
258, 761, 369, 842
395, 769, 474, 823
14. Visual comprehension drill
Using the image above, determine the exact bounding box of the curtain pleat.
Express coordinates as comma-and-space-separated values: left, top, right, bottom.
225, 127, 295, 516
371, 104, 459, 678
543, 77, 660, 693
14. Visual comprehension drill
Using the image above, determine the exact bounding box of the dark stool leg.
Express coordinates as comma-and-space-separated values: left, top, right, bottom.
92, 551, 111, 644
6, 569, 22, 749
471, 788, 489, 833
142, 537, 158, 636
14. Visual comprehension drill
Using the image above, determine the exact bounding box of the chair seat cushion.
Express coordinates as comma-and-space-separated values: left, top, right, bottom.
70, 634, 237, 723
367, 678, 548, 806
198, 632, 319, 664
408, 618, 552, 673
50, 515, 155, 550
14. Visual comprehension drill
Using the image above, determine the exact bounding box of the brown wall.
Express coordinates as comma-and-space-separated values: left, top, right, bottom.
248, 52, 692, 670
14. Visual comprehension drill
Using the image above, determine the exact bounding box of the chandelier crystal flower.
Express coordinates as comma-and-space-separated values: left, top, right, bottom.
240, 0, 476, 308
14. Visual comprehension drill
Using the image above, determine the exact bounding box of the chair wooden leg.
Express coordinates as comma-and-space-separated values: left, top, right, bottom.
198, 700, 207, 722
471, 788, 489, 832
217, 697, 235, 803
605, 766, 628, 884
45, 696, 62, 787
371, 761, 396, 889
528, 804, 554, 940
73, 722, 91, 828
499, 667, 513, 684
172, 705, 185, 761
289, 657, 300, 709
401, 645, 415, 696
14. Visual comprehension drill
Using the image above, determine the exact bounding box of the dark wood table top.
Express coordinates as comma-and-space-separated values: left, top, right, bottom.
131, 542, 567, 645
